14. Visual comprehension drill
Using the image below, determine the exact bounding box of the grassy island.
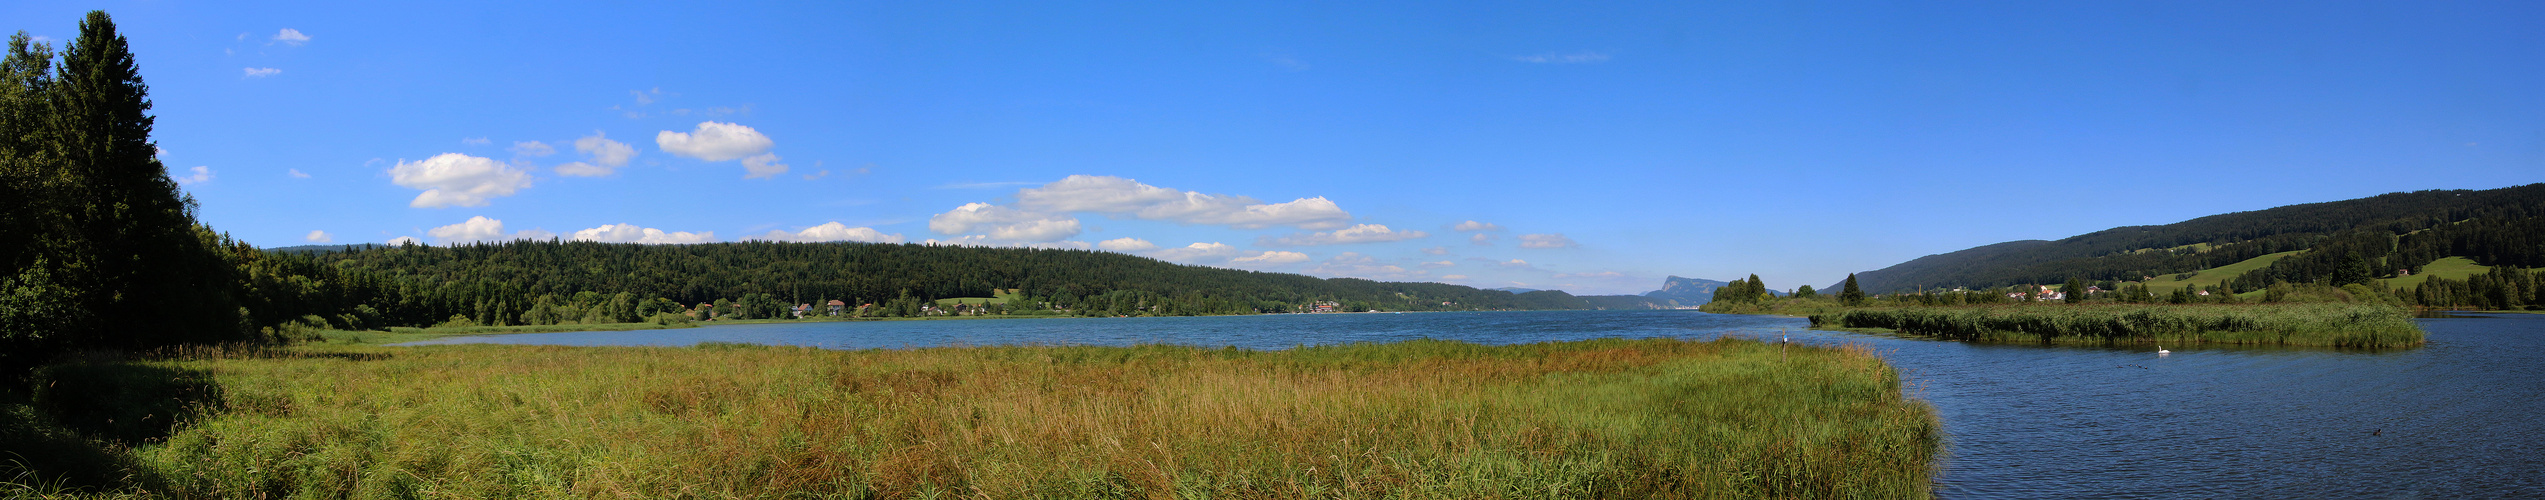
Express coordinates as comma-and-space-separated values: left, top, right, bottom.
1810, 303, 2424, 348
15, 338, 1939, 498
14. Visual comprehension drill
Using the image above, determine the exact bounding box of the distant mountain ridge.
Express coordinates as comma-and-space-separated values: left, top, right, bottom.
1641, 276, 1729, 306
1846, 183, 2545, 293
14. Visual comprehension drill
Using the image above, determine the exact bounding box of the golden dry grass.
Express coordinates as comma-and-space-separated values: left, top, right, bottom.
110, 338, 1938, 498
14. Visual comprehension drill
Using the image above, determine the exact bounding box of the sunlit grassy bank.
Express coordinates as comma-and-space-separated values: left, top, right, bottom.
54, 338, 1938, 498
279, 321, 698, 346
1810, 303, 2424, 348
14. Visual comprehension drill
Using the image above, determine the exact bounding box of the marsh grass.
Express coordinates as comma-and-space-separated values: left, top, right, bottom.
1811, 303, 2424, 348
89, 338, 1937, 498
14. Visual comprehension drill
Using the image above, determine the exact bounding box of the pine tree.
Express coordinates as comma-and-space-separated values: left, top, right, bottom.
1840, 273, 1866, 307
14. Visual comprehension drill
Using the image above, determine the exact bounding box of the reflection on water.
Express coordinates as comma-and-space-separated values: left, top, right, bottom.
398, 310, 2545, 498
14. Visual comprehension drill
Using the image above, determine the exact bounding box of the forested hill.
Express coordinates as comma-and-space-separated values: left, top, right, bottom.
1849, 183, 2545, 293
248, 240, 1594, 328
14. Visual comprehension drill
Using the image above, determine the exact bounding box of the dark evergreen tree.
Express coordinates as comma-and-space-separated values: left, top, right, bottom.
1839, 273, 1866, 307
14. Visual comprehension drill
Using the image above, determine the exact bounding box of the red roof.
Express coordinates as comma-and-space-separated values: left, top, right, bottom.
827, 300, 847, 306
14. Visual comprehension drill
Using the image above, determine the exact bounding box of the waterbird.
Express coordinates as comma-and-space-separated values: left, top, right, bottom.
2157, 346, 2171, 356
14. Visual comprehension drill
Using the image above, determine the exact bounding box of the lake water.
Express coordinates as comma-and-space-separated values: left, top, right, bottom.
401, 310, 2545, 498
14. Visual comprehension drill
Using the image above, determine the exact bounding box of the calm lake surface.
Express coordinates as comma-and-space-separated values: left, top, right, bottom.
401, 310, 2545, 498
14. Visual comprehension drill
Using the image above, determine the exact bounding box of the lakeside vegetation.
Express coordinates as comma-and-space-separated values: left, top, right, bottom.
1704, 271, 2436, 348
10, 338, 1938, 498
1810, 303, 2422, 348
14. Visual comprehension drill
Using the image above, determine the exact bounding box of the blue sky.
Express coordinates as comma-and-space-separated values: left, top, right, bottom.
9, 1, 2540, 295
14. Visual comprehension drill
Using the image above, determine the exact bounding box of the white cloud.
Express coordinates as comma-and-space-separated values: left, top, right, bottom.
577, 133, 636, 166
1511, 51, 1608, 64
1452, 220, 1503, 232
1472, 258, 1536, 270
553, 163, 611, 177
387, 236, 421, 246
1307, 252, 1426, 280
656, 121, 774, 162
1518, 233, 1578, 249
1441, 274, 1469, 280
571, 223, 716, 244
556, 132, 637, 177
982, 218, 1079, 241
739, 153, 789, 179
745, 222, 906, 244
1015, 175, 1352, 229
920, 235, 992, 247
928, 203, 1081, 242
461, 137, 491, 146
427, 216, 514, 243
1097, 237, 1158, 252
242, 67, 280, 78
1471, 233, 1495, 246
287, 169, 309, 178
175, 166, 213, 185
1233, 251, 1311, 264
1259, 224, 1429, 246
390, 153, 533, 208
304, 230, 332, 243
1420, 260, 1455, 269
1149, 242, 1312, 269
1420, 246, 1449, 255
1151, 242, 1239, 263
271, 28, 309, 45
510, 141, 556, 157
916, 237, 1093, 250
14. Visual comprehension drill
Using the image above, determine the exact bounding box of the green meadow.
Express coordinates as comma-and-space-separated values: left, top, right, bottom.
2377, 256, 2491, 291
7, 338, 1940, 499
2135, 250, 2302, 293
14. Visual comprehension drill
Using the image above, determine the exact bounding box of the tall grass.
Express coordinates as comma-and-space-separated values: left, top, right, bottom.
1810, 303, 2424, 348
86, 338, 1938, 498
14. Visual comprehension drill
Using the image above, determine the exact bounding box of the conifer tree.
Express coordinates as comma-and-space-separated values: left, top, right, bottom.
1840, 273, 1866, 307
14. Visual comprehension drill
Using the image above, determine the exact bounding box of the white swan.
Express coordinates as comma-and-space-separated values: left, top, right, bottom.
2157, 346, 2171, 355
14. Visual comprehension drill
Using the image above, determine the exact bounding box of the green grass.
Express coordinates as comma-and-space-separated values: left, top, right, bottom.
1811, 303, 2424, 348
933, 289, 1019, 307
2137, 250, 2302, 293
2379, 256, 2491, 291
304, 322, 696, 345
32, 338, 1940, 498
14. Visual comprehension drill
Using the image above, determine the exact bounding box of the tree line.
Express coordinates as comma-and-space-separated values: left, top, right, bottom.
262, 239, 1597, 329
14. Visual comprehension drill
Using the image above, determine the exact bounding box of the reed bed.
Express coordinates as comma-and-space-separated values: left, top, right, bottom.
1809, 303, 2424, 348
94, 338, 1938, 499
